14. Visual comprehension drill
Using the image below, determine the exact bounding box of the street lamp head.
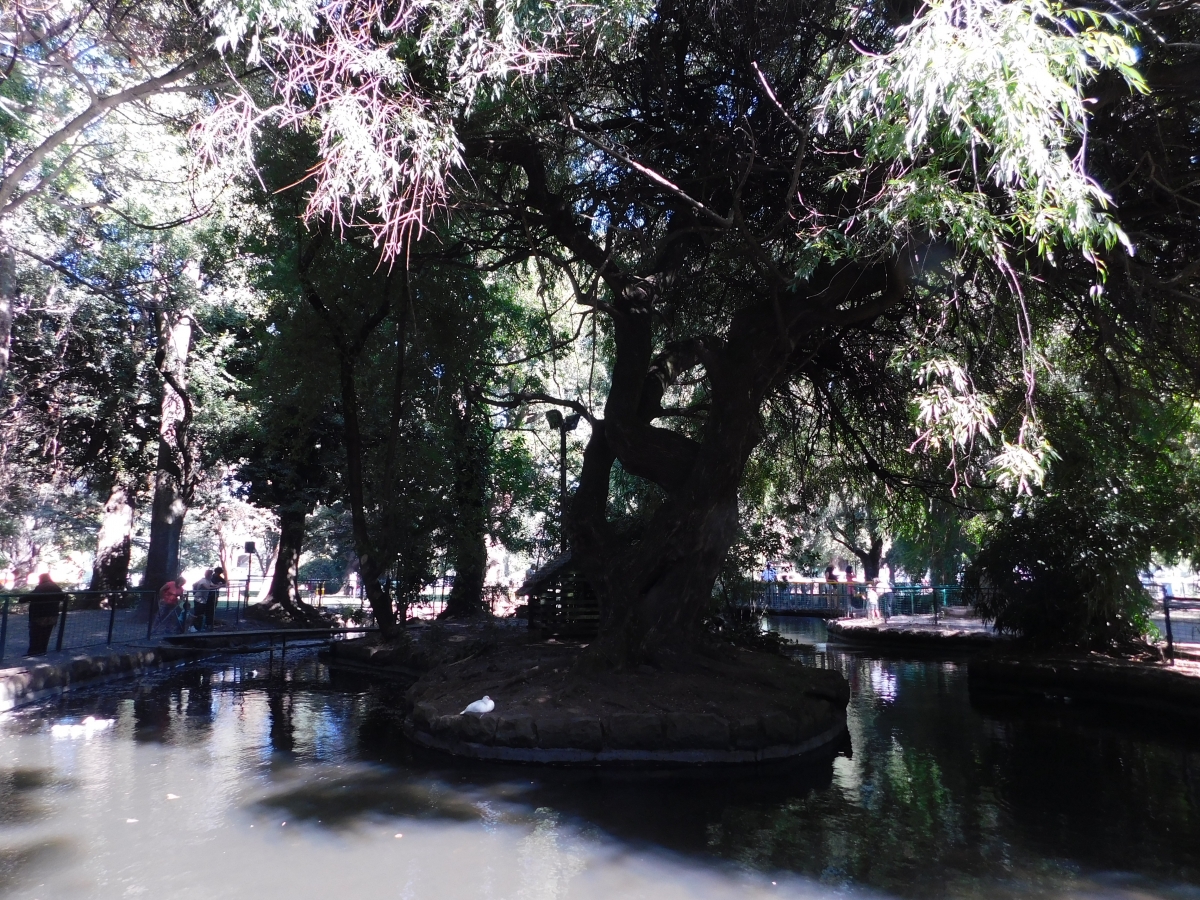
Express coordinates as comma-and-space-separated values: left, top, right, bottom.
545, 409, 564, 429
563, 413, 581, 431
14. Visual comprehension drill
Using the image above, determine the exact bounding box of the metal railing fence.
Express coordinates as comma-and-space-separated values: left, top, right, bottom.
734, 581, 974, 620
0, 589, 256, 663
1, 590, 153, 662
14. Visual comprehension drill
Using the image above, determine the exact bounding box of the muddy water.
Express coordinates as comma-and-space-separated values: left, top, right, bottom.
1, 620, 1199, 900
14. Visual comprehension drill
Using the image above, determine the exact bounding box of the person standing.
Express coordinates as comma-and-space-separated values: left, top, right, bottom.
153, 577, 186, 633
25, 573, 66, 655
192, 569, 215, 631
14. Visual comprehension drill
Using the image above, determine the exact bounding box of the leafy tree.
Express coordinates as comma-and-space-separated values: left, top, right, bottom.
966, 374, 1200, 651
202, 0, 1159, 663
0, 0, 224, 384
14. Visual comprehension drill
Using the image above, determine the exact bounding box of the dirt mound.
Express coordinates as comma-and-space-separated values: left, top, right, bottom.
400, 633, 849, 764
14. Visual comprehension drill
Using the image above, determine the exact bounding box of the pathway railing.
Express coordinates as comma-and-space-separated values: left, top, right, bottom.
734, 582, 973, 619
0, 589, 252, 663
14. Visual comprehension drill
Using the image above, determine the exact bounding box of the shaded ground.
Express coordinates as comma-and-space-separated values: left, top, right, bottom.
404, 633, 848, 722
327, 623, 849, 759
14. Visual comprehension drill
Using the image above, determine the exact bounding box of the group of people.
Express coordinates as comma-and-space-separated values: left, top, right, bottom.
757, 562, 887, 621
17, 565, 230, 658
152, 566, 227, 634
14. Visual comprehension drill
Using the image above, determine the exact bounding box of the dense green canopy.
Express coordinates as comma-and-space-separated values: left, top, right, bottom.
1, 0, 1198, 653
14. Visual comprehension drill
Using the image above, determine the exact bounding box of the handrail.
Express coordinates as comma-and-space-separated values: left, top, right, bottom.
0, 588, 243, 662
729, 581, 973, 620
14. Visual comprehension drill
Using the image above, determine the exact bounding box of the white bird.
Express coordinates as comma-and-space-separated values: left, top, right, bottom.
461, 696, 495, 715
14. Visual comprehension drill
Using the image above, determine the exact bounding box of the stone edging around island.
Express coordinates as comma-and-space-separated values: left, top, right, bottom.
401, 706, 848, 765
0, 646, 201, 712
826, 619, 1006, 652
969, 655, 1200, 722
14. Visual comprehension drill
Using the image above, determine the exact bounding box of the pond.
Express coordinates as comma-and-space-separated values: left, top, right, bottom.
1, 618, 1198, 900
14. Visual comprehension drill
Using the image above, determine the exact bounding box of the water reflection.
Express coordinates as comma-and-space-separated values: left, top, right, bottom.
0, 627, 1197, 900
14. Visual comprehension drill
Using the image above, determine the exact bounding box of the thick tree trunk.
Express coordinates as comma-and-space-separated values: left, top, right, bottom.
143, 311, 193, 596
338, 354, 399, 636
572, 307, 777, 664
567, 266, 898, 667
441, 396, 489, 619
850, 535, 884, 582
88, 486, 134, 604
143, 456, 185, 596
575, 418, 753, 664
266, 505, 321, 624
0, 240, 13, 389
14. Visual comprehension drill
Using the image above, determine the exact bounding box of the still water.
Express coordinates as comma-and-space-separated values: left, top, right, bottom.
1, 619, 1199, 900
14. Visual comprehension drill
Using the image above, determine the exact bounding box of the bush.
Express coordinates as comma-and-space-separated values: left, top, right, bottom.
964, 496, 1154, 652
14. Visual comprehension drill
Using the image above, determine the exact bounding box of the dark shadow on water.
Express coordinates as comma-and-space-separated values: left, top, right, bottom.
254, 694, 843, 853
0, 838, 74, 897
0, 768, 55, 827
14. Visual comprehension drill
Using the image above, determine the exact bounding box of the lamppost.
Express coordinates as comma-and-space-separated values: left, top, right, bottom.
545, 410, 580, 554
243, 540, 256, 609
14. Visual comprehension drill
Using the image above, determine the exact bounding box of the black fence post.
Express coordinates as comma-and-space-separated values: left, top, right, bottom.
0, 597, 8, 661
54, 596, 68, 652
146, 592, 156, 640
1163, 590, 1175, 664
107, 600, 117, 644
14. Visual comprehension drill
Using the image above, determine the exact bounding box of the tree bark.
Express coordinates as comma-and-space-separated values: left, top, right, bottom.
142, 308, 193, 596
855, 536, 885, 582
0, 240, 14, 389
88, 486, 134, 602
441, 394, 490, 619
569, 267, 900, 666
266, 504, 321, 624
337, 352, 399, 636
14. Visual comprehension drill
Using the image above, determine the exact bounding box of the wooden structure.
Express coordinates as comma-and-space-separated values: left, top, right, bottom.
517, 552, 600, 638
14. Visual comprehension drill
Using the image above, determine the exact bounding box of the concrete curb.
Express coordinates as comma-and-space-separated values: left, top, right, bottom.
827, 619, 1007, 653
401, 709, 848, 766
0, 645, 204, 712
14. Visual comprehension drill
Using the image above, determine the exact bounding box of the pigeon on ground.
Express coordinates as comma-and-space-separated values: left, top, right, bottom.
461, 696, 495, 715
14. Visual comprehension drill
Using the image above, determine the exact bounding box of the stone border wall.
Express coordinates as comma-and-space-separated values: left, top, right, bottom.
0, 646, 201, 712
403, 704, 848, 765
827, 620, 1006, 652
969, 655, 1200, 723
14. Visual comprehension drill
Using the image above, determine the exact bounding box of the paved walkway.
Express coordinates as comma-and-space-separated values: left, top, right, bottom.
0, 608, 155, 661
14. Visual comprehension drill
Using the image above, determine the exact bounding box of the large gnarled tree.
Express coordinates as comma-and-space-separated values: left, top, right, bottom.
204, 0, 1146, 661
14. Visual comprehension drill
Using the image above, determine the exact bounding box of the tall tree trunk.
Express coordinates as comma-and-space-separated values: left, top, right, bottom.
301, 236, 404, 637
0, 240, 14, 389
88, 486, 134, 603
847, 535, 884, 581
863, 537, 884, 582
441, 395, 489, 619
338, 353, 399, 636
567, 265, 899, 667
143, 309, 193, 596
266, 504, 320, 624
